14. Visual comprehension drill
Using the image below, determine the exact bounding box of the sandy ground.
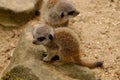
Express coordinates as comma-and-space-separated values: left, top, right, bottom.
0, 27, 22, 76
0, 0, 120, 80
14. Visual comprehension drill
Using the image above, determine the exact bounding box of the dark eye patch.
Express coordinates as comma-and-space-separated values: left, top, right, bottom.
49, 34, 53, 40
68, 11, 75, 15
37, 37, 46, 41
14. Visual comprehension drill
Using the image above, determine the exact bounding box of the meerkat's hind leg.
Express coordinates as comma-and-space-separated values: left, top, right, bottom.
51, 55, 60, 61
52, 55, 72, 66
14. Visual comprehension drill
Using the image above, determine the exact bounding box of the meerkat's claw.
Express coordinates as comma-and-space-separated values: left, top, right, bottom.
43, 57, 51, 62
39, 51, 47, 60
42, 52, 47, 57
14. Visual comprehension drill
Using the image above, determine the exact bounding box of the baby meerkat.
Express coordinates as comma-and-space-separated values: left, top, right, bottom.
41, 0, 79, 27
32, 24, 103, 69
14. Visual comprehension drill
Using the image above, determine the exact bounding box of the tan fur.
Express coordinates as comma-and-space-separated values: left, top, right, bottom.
41, 0, 79, 28
32, 24, 103, 69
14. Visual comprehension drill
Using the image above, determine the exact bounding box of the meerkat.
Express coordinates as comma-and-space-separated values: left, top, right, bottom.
41, 0, 79, 28
32, 24, 103, 69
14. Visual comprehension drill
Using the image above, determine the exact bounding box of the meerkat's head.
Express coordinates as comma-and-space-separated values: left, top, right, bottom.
32, 24, 54, 45
56, 1, 79, 18
48, 1, 79, 26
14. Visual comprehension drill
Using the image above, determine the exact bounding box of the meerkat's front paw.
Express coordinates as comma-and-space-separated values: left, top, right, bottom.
41, 52, 47, 57
43, 57, 51, 62
39, 51, 47, 60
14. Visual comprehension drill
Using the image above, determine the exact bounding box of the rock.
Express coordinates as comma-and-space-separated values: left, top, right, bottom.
1, 22, 96, 80
0, 0, 42, 27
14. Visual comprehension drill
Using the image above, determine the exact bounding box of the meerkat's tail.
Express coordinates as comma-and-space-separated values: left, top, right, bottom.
73, 55, 103, 69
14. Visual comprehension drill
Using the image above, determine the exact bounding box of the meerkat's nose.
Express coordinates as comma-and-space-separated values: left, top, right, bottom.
75, 10, 80, 15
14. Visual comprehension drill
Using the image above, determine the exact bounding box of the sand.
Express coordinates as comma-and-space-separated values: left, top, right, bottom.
0, 0, 120, 80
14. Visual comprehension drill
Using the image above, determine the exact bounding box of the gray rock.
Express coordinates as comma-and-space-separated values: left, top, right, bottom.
1, 22, 96, 80
0, 0, 42, 27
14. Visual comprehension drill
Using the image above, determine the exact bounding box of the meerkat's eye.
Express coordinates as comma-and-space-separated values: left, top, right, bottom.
60, 12, 64, 18
49, 34, 53, 40
68, 11, 75, 15
37, 37, 46, 42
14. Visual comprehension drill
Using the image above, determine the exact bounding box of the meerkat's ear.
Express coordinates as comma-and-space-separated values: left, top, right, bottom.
49, 34, 53, 41
60, 12, 64, 18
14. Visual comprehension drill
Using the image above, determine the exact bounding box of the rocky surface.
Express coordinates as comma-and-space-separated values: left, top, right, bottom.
0, 0, 42, 27
1, 22, 95, 80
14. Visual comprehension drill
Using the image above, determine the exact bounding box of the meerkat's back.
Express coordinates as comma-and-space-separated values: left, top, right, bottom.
54, 27, 80, 56
53, 28, 103, 68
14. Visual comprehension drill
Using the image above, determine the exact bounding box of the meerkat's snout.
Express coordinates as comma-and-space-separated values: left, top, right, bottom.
74, 10, 80, 16
68, 10, 79, 17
